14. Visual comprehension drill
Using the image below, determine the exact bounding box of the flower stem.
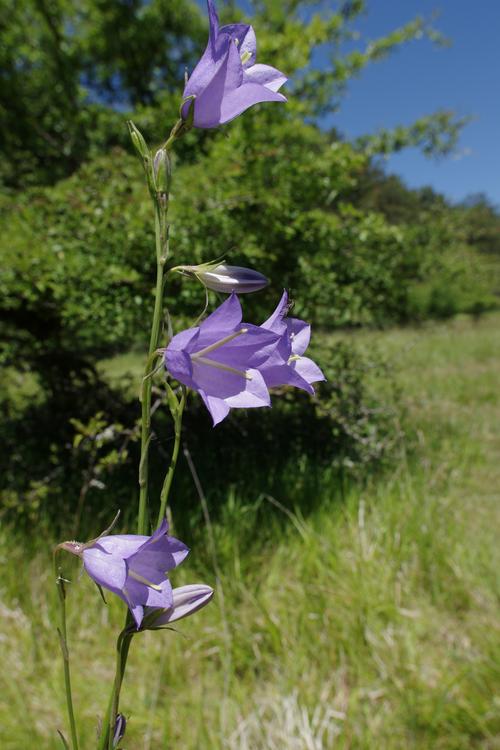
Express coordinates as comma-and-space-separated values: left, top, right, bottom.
54, 551, 79, 750
157, 387, 186, 528
137, 195, 170, 535
108, 632, 133, 750
97, 628, 133, 750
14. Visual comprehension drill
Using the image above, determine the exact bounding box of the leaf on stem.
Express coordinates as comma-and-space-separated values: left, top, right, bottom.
57, 730, 70, 749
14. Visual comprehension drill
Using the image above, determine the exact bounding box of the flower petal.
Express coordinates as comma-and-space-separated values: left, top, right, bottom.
167, 327, 199, 352
292, 356, 326, 386
127, 600, 144, 629
93, 535, 148, 558
207, 324, 280, 368
261, 290, 289, 333
244, 63, 287, 91
199, 392, 231, 426
223, 367, 271, 408
82, 546, 127, 593
261, 363, 315, 394
182, 1, 228, 108
191, 38, 244, 128
221, 23, 256, 67
198, 291, 243, 335
164, 348, 195, 388
218, 80, 287, 126
288, 318, 311, 356
207, 0, 220, 47
143, 578, 173, 609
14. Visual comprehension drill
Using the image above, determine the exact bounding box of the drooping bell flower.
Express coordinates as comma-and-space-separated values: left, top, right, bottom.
164, 292, 280, 425
182, 0, 287, 129
61, 520, 191, 629
260, 290, 325, 393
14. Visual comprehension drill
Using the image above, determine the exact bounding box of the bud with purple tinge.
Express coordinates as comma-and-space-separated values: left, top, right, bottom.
173, 261, 268, 294
113, 714, 126, 748
142, 584, 215, 629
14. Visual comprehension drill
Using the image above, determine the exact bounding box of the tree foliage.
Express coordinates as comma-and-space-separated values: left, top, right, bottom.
1, 0, 467, 188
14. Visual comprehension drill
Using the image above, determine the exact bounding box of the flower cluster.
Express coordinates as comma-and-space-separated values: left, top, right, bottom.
53, 1, 322, 745
164, 291, 325, 425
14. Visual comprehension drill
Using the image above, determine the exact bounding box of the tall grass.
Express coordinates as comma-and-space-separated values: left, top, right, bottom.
1, 314, 499, 749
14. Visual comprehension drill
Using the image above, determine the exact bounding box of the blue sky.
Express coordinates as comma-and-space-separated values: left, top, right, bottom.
323, 0, 500, 205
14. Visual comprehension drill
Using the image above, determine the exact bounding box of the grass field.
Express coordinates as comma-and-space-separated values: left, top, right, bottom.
1, 314, 499, 749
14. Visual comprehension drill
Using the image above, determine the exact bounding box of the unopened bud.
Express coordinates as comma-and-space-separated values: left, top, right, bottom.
127, 121, 149, 160
195, 263, 268, 294
141, 585, 214, 629
153, 148, 171, 194
180, 95, 196, 128
113, 713, 126, 747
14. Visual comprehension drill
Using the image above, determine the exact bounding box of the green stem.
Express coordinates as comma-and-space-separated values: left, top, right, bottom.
108, 632, 132, 750
97, 629, 133, 750
137, 195, 170, 535
54, 552, 79, 750
157, 388, 186, 528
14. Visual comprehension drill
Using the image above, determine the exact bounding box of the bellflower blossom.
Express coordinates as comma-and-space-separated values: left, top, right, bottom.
182, 0, 287, 128
260, 290, 325, 393
165, 292, 280, 426
78, 520, 189, 629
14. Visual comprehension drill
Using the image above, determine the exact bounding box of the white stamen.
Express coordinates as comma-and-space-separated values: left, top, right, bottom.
129, 570, 163, 590
240, 50, 252, 65
192, 328, 248, 359
194, 356, 253, 380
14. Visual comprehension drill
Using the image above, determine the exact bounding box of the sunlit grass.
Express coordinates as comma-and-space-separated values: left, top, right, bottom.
1, 313, 499, 749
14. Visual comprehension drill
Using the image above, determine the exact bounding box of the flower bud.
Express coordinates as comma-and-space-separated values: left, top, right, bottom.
196, 263, 268, 294
142, 584, 214, 629
153, 148, 171, 194
113, 713, 126, 748
127, 121, 149, 161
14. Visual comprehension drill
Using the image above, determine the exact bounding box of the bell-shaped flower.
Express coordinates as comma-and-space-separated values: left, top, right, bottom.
164, 292, 280, 426
182, 0, 287, 129
80, 519, 189, 629
142, 584, 215, 629
260, 290, 326, 393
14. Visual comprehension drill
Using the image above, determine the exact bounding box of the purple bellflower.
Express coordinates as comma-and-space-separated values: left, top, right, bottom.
260, 290, 325, 393
164, 292, 280, 426
182, 0, 287, 129
79, 520, 189, 629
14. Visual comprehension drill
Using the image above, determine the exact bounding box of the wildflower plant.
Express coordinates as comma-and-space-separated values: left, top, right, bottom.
53, 1, 323, 747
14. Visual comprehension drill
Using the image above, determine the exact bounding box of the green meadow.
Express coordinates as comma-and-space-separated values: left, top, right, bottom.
1, 313, 498, 749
